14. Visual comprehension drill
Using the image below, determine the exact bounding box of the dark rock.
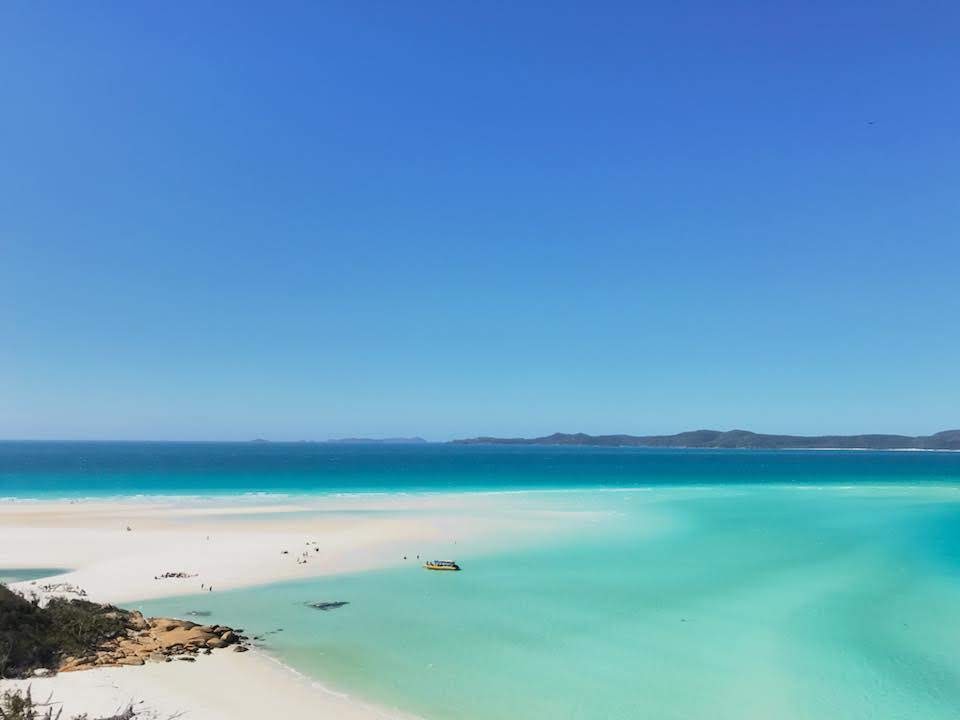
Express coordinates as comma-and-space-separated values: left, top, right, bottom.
128, 611, 150, 631
307, 601, 349, 611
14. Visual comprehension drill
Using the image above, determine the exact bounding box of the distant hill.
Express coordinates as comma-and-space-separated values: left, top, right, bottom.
326, 437, 428, 444
451, 429, 960, 450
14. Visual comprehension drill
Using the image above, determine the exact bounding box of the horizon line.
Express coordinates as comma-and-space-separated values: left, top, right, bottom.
1, 426, 958, 445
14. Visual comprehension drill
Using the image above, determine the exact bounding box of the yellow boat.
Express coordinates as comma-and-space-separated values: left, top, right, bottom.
423, 560, 461, 571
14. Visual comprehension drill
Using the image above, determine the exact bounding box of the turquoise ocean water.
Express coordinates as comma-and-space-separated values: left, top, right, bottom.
0, 568, 68, 584
2, 441, 960, 497
4, 443, 960, 719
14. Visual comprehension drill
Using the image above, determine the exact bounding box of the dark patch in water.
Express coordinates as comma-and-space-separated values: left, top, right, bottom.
307, 601, 350, 611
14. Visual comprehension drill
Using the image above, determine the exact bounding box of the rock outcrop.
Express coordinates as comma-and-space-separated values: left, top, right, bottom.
58, 613, 248, 672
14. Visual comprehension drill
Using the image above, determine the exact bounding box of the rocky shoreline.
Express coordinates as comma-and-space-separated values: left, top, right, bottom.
57, 610, 249, 673
2, 578, 253, 680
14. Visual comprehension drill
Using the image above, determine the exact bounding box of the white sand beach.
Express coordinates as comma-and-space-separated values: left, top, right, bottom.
1, 648, 420, 720
0, 493, 601, 604
0, 493, 602, 720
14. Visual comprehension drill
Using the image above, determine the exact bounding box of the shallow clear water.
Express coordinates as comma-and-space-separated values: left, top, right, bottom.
137, 485, 960, 720
0, 568, 69, 584
6, 444, 960, 717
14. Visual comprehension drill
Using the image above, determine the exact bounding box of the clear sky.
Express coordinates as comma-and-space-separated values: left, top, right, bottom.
1, 1, 957, 441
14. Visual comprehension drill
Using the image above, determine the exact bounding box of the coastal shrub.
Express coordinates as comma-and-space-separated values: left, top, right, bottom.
42, 600, 125, 659
0, 586, 57, 679
0, 687, 62, 720
0, 689, 137, 720
0, 586, 125, 678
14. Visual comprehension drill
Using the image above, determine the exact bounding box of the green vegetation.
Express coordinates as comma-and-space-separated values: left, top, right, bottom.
42, 600, 125, 661
0, 586, 55, 679
0, 586, 125, 679
0, 688, 61, 720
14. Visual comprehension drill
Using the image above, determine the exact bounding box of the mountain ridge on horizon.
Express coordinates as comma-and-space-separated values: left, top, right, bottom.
451, 429, 960, 450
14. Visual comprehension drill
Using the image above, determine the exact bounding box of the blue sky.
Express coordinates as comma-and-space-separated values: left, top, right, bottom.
1, 1, 958, 440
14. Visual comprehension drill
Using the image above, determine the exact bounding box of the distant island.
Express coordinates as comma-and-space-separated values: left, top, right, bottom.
451, 429, 960, 450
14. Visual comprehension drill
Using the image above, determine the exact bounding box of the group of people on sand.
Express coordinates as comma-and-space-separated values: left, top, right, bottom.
294, 548, 319, 564
153, 571, 212, 591
282, 540, 321, 565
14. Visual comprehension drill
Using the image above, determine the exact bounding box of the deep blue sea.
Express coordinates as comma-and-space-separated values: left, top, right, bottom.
1, 441, 959, 498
